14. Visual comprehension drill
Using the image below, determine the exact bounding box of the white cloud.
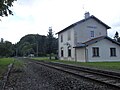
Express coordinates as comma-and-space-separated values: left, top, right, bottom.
0, 0, 120, 43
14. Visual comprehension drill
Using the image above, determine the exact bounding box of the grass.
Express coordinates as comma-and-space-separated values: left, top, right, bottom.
0, 58, 14, 79
74, 62, 120, 71
13, 59, 24, 70
32, 57, 49, 61
0, 58, 24, 80
32, 57, 120, 72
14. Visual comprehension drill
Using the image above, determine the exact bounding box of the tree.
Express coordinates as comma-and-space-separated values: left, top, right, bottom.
118, 37, 120, 43
0, 0, 17, 17
0, 38, 4, 43
16, 34, 47, 57
15, 34, 58, 57
21, 42, 33, 56
47, 27, 54, 59
4, 41, 14, 57
0, 40, 14, 57
114, 31, 119, 42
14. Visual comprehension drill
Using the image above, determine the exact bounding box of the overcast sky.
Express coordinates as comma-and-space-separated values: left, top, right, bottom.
0, 0, 120, 44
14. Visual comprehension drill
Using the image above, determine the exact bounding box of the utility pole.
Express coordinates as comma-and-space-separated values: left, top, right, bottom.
36, 34, 39, 57
16, 48, 18, 57
36, 42, 38, 57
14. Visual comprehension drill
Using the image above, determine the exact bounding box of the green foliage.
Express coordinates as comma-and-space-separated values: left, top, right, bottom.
0, 0, 17, 17
0, 33, 58, 57
114, 31, 120, 43
0, 40, 15, 57
16, 34, 58, 57
118, 37, 120, 43
47, 27, 58, 59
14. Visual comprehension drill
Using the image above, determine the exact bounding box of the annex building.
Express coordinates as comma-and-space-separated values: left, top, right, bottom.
57, 12, 120, 62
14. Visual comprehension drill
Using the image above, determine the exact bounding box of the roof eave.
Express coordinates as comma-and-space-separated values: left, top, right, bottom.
56, 15, 111, 34
56, 24, 75, 34
73, 46, 86, 48
105, 36, 120, 46
91, 15, 111, 29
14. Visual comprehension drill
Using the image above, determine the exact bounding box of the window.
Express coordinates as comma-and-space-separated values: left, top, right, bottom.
68, 48, 71, 57
68, 30, 71, 40
110, 48, 116, 56
91, 31, 94, 37
61, 47, 64, 57
61, 35, 63, 42
92, 47, 99, 57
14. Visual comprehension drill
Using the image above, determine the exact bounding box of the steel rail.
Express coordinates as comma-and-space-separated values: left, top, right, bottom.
29, 60, 120, 89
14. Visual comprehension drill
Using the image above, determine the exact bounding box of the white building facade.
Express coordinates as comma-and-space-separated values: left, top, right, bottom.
57, 12, 120, 62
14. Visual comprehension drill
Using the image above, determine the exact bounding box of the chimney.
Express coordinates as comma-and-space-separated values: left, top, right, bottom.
84, 12, 90, 19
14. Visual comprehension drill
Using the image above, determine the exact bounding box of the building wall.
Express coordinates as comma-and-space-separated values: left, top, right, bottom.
74, 18, 107, 44
87, 39, 120, 62
58, 28, 75, 61
58, 16, 118, 62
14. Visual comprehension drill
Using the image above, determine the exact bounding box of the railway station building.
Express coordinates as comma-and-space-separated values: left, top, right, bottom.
57, 12, 120, 62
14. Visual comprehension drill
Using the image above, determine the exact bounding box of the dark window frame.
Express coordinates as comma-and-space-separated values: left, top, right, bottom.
91, 31, 94, 37
68, 48, 71, 57
110, 48, 116, 57
92, 47, 99, 57
61, 47, 64, 57
61, 34, 63, 42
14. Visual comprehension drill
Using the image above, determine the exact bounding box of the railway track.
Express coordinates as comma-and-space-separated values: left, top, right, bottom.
29, 59, 120, 89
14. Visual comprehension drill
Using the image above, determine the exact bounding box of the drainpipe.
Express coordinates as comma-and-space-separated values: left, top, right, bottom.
85, 47, 88, 62
75, 48, 77, 62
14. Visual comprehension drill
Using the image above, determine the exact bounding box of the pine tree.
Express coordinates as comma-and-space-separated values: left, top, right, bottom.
47, 27, 54, 59
114, 31, 119, 41
0, 38, 4, 43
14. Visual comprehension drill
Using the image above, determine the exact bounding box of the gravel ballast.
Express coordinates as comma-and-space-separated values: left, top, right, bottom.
4, 59, 119, 90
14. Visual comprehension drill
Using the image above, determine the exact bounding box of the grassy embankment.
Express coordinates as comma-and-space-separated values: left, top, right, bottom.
0, 58, 14, 79
33, 57, 120, 72
0, 58, 24, 80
